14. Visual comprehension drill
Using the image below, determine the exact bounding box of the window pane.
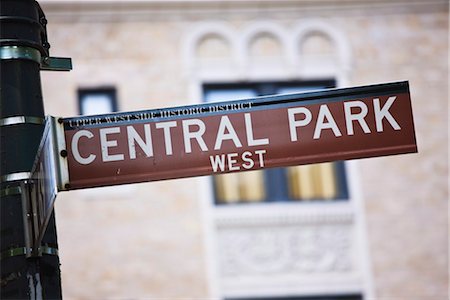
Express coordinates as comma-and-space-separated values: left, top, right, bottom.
215, 174, 240, 203
81, 94, 114, 115
264, 167, 288, 201
289, 165, 316, 199
78, 88, 117, 116
214, 171, 265, 203
238, 171, 265, 202
288, 163, 338, 200
278, 86, 321, 94
315, 162, 338, 199
205, 89, 256, 102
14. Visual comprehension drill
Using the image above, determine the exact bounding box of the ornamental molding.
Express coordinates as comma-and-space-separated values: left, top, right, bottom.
216, 221, 355, 276
214, 202, 355, 227
40, 0, 447, 21
182, 20, 352, 81
213, 202, 361, 297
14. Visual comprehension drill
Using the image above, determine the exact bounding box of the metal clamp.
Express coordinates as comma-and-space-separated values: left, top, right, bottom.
0, 246, 59, 260
0, 116, 45, 127
41, 56, 72, 71
39, 246, 59, 256
0, 247, 27, 260
0, 172, 31, 183
0, 46, 41, 64
0, 45, 72, 71
2, 179, 59, 258
0, 186, 22, 198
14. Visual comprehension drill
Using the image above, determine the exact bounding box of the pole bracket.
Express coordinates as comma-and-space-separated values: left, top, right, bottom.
0, 172, 31, 183
0, 45, 72, 71
40, 56, 72, 71
0, 46, 41, 63
0, 185, 22, 197
0, 246, 59, 260
0, 116, 45, 127
0, 247, 28, 259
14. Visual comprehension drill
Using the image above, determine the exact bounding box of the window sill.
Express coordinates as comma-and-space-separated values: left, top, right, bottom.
213, 200, 354, 227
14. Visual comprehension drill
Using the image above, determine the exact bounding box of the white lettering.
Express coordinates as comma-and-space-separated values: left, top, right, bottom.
374, 97, 401, 132
72, 130, 96, 165
245, 113, 269, 146
209, 149, 266, 172
214, 116, 242, 150
182, 119, 208, 153
100, 127, 124, 162
255, 149, 266, 167
127, 125, 153, 159
313, 105, 342, 139
227, 153, 240, 171
242, 151, 254, 170
288, 107, 312, 142
209, 154, 226, 172
344, 101, 371, 135
155, 121, 177, 155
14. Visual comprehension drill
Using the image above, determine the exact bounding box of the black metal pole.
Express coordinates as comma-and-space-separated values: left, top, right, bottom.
1, 0, 62, 298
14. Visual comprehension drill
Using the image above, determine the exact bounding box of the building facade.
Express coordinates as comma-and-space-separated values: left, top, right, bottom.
40, 0, 448, 299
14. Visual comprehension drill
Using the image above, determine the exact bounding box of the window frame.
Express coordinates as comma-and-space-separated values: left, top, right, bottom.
203, 79, 349, 205
77, 87, 118, 116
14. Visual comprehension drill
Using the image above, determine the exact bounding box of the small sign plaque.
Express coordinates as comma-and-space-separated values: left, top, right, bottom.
30, 117, 62, 247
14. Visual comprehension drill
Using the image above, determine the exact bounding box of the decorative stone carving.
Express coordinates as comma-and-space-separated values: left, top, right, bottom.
216, 209, 354, 277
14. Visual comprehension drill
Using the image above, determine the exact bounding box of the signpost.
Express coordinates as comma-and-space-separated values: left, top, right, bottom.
58, 81, 417, 191
1, 0, 67, 297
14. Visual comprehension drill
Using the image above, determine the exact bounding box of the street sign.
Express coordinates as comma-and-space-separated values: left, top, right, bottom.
60, 81, 417, 190
30, 117, 66, 248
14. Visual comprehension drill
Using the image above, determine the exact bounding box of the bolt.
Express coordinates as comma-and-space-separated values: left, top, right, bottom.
64, 183, 71, 190
60, 150, 68, 157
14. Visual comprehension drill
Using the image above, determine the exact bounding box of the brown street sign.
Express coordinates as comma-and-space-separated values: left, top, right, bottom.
59, 81, 417, 190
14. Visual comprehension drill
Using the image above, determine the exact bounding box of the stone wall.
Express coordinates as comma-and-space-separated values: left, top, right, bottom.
350, 11, 449, 300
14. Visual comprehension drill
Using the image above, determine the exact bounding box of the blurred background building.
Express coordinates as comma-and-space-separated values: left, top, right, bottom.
39, 0, 448, 299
